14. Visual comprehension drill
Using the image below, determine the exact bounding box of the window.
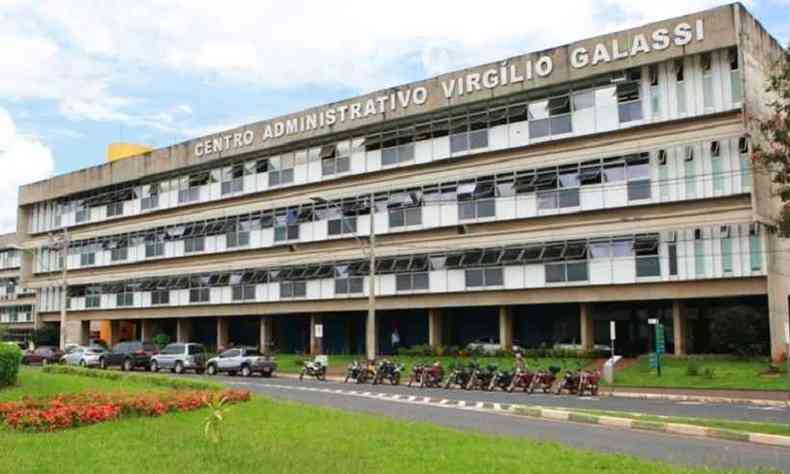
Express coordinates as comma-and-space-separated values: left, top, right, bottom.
80, 252, 95, 266
720, 226, 733, 273
116, 290, 133, 307
617, 82, 643, 123
184, 236, 205, 253
232, 285, 256, 301
749, 225, 762, 272
649, 64, 661, 118
457, 183, 496, 220
529, 96, 571, 139
269, 155, 295, 186
226, 225, 250, 248
626, 155, 651, 201
280, 281, 306, 298
739, 136, 752, 191
75, 208, 89, 223
86, 288, 101, 308
221, 164, 245, 195
675, 59, 687, 115
145, 238, 164, 258
189, 287, 210, 303
395, 272, 429, 291
449, 114, 488, 153
729, 47, 742, 103
545, 261, 589, 283
465, 268, 503, 287
179, 173, 208, 203
684, 146, 696, 196
106, 201, 123, 218
701, 52, 714, 110
382, 130, 415, 165
389, 207, 421, 228
657, 150, 670, 200
274, 212, 300, 242
335, 276, 363, 294
694, 230, 705, 277
321, 144, 351, 176
328, 216, 357, 236
668, 242, 678, 276
635, 234, 660, 277
711, 141, 724, 193
573, 91, 594, 112
141, 184, 159, 211
110, 246, 128, 262
151, 290, 169, 305
558, 168, 580, 208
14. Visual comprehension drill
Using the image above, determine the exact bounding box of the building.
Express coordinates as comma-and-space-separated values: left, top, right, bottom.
0, 234, 36, 342
15, 4, 789, 361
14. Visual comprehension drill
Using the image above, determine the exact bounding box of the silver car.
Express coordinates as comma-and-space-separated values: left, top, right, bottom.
150, 343, 207, 374
61, 346, 107, 367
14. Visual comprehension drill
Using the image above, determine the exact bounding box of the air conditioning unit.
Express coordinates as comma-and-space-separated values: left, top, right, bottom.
610, 70, 627, 83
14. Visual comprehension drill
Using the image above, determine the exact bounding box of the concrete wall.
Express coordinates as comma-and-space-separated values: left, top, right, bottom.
17, 5, 739, 207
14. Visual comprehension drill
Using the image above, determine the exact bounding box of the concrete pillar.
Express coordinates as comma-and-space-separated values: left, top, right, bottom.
216, 318, 229, 351
499, 306, 513, 352
365, 312, 377, 361
672, 300, 688, 356
108, 320, 121, 347
580, 303, 594, 352
140, 319, 153, 342
310, 314, 323, 356
176, 319, 193, 343
260, 316, 273, 354
428, 308, 443, 348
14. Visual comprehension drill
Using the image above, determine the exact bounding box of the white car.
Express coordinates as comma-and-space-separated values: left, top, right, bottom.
466, 338, 524, 354
61, 346, 107, 367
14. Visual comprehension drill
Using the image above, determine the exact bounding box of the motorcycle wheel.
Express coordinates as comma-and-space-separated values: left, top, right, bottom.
506, 382, 515, 393
591, 385, 599, 396
299, 371, 304, 381
443, 379, 452, 390
392, 373, 400, 386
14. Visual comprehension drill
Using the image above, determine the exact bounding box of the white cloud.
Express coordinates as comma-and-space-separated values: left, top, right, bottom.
0, 107, 55, 233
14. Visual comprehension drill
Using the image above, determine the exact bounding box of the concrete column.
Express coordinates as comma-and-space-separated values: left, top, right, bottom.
108, 320, 121, 347
672, 300, 688, 356
580, 303, 594, 352
428, 308, 443, 348
216, 318, 229, 351
140, 319, 154, 342
499, 306, 513, 352
176, 319, 193, 343
260, 316, 273, 354
310, 314, 323, 356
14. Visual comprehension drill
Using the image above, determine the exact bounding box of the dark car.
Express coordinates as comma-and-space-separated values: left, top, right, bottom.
206, 347, 276, 377
21, 346, 64, 365
99, 341, 158, 371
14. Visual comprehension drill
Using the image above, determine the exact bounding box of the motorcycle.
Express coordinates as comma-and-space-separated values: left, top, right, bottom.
527, 366, 560, 394
344, 360, 374, 384
419, 362, 444, 388
466, 364, 498, 390
299, 358, 327, 381
443, 361, 475, 390
577, 369, 601, 396
372, 359, 403, 385
555, 366, 584, 395
507, 368, 536, 392
488, 367, 515, 392
407, 363, 426, 387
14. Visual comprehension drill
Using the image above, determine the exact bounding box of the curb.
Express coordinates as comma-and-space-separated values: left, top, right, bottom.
510, 405, 790, 448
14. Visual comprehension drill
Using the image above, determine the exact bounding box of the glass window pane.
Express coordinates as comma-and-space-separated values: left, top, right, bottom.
545, 263, 565, 282
566, 262, 588, 281
558, 188, 580, 208
465, 269, 483, 287
413, 272, 429, 290
484, 268, 503, 286
477, 199, 495, 218
395, 274, 411, 291
627, 180, 651, 200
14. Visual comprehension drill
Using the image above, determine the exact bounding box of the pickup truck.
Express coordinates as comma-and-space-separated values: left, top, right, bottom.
206, 347, 276, 377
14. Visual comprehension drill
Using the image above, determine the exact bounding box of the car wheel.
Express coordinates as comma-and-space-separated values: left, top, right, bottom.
174, 362, 184, 375
207, 364, 217, 376
241, 365, 251, 377
99, 357, 107, 370
150, 361, 159, 373
123, 359, 133, 372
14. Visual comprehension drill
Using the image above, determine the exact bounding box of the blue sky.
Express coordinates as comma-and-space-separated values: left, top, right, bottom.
0, 0, 788, 232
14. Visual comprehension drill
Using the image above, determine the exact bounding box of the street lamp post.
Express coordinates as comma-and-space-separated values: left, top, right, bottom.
312, 193, 377, 361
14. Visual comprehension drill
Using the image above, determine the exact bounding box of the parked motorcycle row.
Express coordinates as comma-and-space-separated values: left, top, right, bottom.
328, 359, 601, 396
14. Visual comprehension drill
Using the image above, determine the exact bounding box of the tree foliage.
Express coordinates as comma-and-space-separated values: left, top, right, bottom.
752, 46, 790, 235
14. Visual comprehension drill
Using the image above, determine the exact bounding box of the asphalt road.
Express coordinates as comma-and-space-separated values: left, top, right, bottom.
204, 374, 790, 472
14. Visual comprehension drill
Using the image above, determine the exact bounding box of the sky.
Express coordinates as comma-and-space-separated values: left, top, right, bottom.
0, 0, 789, 232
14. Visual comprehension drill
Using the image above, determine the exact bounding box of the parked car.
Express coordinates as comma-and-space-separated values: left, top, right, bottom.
150, 343, 207, 374
21, 346, 64, 365
466, 338, 524, 354
61, 345, 107, 367
99, 341, 158, 371
206, 347, 276, 377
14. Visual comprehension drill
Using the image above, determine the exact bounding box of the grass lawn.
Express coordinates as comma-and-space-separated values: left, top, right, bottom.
0, 369, 163, 402
275, 353, 592, 375
0, 369, 758, 474
573, 407, 790, 438
609, 356, 788, 391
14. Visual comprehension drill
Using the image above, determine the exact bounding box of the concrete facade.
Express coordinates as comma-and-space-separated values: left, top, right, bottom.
16, 4, 790, 361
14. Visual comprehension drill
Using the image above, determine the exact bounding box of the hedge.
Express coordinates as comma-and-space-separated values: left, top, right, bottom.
42, 365, 222, 391
0, 343, 22, 388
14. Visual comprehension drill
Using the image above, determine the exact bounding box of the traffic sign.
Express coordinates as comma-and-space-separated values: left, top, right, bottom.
649, 352, 658, 369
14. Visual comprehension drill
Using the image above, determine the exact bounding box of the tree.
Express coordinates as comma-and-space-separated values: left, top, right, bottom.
752, 46, 790, 235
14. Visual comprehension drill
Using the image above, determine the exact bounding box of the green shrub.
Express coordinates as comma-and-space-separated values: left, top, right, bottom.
701, 367, 716, 379
686, 358, 701, 376
0, 343, 23, 388
152, 333, 171, 347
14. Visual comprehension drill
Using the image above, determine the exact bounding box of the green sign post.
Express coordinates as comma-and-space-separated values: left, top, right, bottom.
651, 323, 665, 377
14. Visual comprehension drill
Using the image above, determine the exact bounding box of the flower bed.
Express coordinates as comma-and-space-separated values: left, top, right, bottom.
0, 389, 250, 432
